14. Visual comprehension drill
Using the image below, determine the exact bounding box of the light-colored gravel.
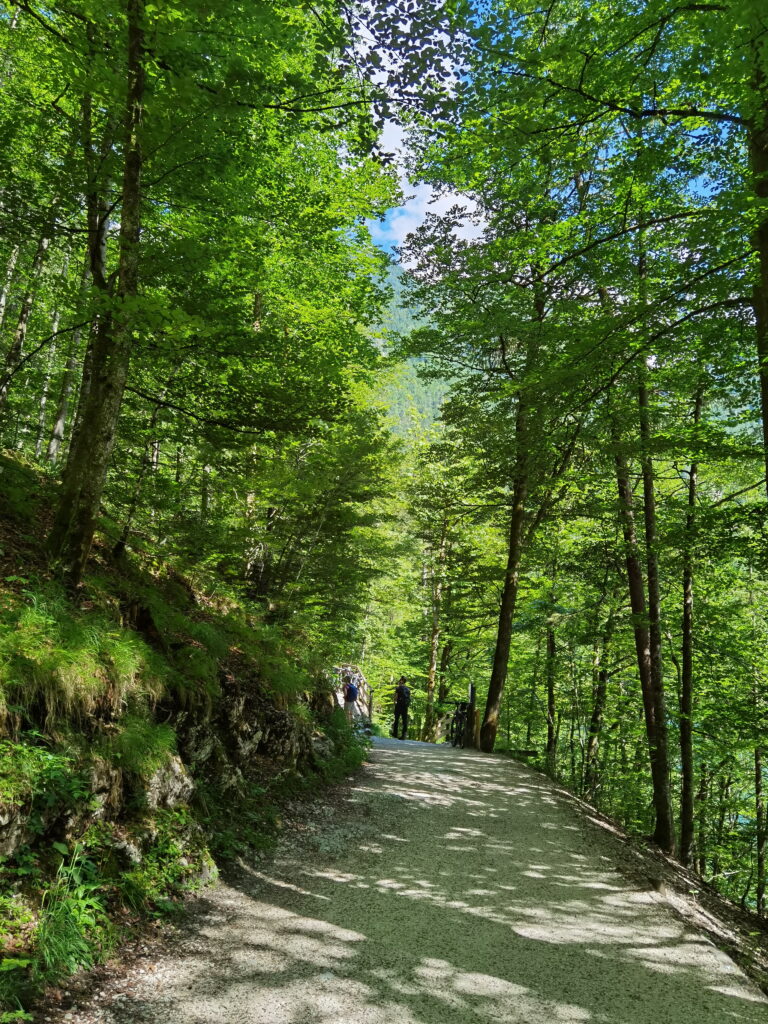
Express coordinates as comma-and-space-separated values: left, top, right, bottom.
62, 738, 768, 1023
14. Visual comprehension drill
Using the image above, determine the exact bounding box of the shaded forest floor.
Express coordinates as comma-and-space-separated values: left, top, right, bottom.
36, 739, 768, 1024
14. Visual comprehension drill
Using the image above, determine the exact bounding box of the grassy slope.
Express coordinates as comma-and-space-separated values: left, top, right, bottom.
0, 454, 365, 1021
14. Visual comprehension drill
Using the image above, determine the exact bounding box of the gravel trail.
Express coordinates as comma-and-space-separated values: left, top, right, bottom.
66, 738, 768, 1023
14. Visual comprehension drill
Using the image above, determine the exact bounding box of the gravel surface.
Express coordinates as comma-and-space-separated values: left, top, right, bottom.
54, 738, 768, 1023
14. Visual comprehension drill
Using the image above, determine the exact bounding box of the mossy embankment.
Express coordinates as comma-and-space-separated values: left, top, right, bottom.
0, 454, 365, 1022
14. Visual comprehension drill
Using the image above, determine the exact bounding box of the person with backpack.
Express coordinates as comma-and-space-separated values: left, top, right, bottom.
393, 676, 411, 740
343, 678, 359, 723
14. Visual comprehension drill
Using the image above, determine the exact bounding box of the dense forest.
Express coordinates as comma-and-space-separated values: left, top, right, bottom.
1, 0, 768, 1016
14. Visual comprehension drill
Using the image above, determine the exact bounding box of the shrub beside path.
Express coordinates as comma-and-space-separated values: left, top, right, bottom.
60, 738, 768, 1023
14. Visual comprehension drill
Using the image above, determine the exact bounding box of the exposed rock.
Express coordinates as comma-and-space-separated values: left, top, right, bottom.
111, 837, 143, 868
218, 665, 313, 773
178, 718, 218, 766
311, 733, 334, 761
89, 757, 123, 819
0, 801, 28, 857
144, 756, 194, 810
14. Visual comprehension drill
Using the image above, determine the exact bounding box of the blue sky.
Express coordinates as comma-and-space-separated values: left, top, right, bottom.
365, 123, 480, 257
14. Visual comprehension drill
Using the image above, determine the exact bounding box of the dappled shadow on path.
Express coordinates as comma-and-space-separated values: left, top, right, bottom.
109, 739, 768, 1024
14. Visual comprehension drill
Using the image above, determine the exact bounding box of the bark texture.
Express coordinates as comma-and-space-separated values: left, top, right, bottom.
48, 0, 145, 584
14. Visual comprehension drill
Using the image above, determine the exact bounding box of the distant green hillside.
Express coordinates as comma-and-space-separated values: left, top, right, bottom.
377, 264, 446, 434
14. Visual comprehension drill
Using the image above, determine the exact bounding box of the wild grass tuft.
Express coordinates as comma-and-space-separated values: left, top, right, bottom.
35, 847, 113, 980
107, 715, 177, 775
0, 584, 166, 731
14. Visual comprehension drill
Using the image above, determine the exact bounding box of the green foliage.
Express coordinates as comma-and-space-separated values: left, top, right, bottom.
35, 848, 113, 980
0, 848, 112, 1013
107, 717, 177, 777
317, 708, 370, 782
0, 739, 89, 836
117, 810, 215, 913
0, 583, 164, 727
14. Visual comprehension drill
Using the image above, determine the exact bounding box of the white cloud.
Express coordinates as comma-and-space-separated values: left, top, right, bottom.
367, 120, 482, 258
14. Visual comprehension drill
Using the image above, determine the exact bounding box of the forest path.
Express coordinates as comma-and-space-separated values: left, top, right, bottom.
70, 738, 767, 1024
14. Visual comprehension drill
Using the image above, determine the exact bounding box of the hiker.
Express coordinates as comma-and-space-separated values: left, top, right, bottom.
343, 677, 359, 723
393, 676, 411, 740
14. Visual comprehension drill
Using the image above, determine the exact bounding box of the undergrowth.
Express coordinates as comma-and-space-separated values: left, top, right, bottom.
0, 456, 366, 1018
0, 583, 166, 731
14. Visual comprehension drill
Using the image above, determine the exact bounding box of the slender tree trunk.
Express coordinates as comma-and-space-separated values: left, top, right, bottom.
748, 53, 768, 500
0, 231, 51, 411
437, 636, 452, 703
423, 521, 447, 742
47, 259, 91, 465
47, 342, 79, 465
545, 621, 557, 775
712, 773, 732, 882
680, 389, 703, 865
756, 743, 766, 917
584, 667, 608, 797
695, 769, 709, 876
114, 398, 164, 557
48, 0, 145, 583
34, 305, 62, 457
584, 624, 612, 800
525, 635, 543, 747
480, 466, 528, 752
481, 280, 550, 753
0, 245, 19, 328
614, 436, 674, 851
636, 376, 675, 853
200, 462, 211, 521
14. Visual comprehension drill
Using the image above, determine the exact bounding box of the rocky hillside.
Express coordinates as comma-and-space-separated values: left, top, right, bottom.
0, 454, 364, 1020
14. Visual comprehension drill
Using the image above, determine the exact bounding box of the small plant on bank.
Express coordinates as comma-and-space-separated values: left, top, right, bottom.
35, 846, 114, 980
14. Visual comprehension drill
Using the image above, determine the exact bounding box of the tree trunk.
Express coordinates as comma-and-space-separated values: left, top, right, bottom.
756, 744, 765, 917
48, 0, 145, 584
423, 520, 447, 742
585, 661, 608, 800
0, 231, 51, 411
34, 305, 62, 457
545, 620, 557, 775
712, 773, 732, 882
437, 636, 452, 703
0, 245, 19, 329
748, 52, 768, 500
480, 465, 528, 752
636, 376, 675, 853
525, 635, 543, 747
114, 398, 164, 557
695, 769, 709, 876
680, 389, 703, 866
481, 280, 550, 754
46, 341, 79, 465
47, 259, 91, 465
614, 436, 674, 852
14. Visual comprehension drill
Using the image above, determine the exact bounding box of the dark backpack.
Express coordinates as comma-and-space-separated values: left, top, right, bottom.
396, 685, 411, 707
345, 683, 359, 701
